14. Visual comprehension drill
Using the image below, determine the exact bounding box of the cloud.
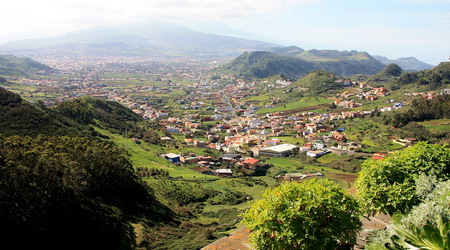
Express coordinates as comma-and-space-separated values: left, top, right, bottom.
45, 0, 305, 23
0, 0, 322, 42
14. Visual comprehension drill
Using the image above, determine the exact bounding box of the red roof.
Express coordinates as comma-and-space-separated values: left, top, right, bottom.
242, 158, 259, 165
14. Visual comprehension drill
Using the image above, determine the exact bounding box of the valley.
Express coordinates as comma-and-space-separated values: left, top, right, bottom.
0, 51, 449, 249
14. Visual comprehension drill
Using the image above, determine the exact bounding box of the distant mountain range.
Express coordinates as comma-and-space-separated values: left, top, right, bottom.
0, 22, 435, 76
373, 55, 435, 71
219, 49, 387, 79
0, 21, 278, 58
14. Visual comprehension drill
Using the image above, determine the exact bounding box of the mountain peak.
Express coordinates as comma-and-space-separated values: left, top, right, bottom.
0, 22, 279, 58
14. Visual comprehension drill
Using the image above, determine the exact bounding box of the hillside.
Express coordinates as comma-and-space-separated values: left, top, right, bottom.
373, 55, 435, 71
0, 87, 75, 137
393, 61, 450, 90
220, 50, 386, 79
0, 22, 279, 58
0, 88, 175, 248
0, 54, 52, 76
220, 51, 316, 80
0, 88, 142, 137
294, 70, 339, 89
312, 51, 386, 76
363, 61, 450, 91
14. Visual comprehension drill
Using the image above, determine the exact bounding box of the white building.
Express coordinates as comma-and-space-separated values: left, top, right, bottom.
259, 144, 299, 157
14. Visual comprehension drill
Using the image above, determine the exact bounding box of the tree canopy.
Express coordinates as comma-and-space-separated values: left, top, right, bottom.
243, 179, 362, 249
355, 142, 450, 215
0, 135, 169, 249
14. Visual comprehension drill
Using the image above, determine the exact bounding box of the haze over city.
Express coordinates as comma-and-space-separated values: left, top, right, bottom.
2, 0, 450, 65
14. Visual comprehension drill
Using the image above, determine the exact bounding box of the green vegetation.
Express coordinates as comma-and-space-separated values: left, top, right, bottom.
243, 179, 362, 249
296, 49, 372, 62
387, 215, 449, 250
382, 94, 450, 128
366, 176, 450, 249
220, 51, 315, 80
219, 49, 386, 80
0, 135, 170, 249
294, 70, 338, 89
393, 61, 450, 90
0, 54, 52, 76
356, 142, 450, 215
257, 96, 330, 114
1, 54, 449, 250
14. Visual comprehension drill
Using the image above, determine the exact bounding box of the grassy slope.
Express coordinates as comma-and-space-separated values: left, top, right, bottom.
96, 128, 218, 179
257, 96, 330, 114
417, 118, 450, 133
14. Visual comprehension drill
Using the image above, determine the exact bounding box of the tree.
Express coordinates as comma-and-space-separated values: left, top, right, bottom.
243, 179, 362, 249
355, 142, 450, 215
0, 135, 167, 249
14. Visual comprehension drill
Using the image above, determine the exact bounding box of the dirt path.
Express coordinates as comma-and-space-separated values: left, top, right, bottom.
202, 213, 391, 250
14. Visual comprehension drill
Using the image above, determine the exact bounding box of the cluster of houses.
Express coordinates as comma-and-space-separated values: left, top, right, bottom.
160, 152, 262, 177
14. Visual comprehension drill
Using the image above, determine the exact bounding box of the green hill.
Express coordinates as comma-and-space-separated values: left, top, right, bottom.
295, 70, 339, 89
363, 61, 450, 91
297, 49, 372, 61
0, 87, 75, 137
0, 88, 142, 137
375, 63, 404, 78
220, 49, 386, 80
0, 88, 174, 248
393, 61, 450, 90
221, 51, 315, 80
0, 54, 52, 76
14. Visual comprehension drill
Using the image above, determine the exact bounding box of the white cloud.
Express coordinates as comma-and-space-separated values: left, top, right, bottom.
1, 0, 315, 42
9, 0, 306, 23
1, 0, 322, 40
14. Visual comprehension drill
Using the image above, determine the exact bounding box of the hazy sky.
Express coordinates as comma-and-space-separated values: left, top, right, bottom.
2, 0, 450, 64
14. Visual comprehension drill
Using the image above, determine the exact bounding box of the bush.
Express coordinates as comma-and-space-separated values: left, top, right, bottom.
243, 179, 362, 249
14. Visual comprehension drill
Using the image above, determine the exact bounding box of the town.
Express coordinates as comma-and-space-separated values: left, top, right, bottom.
3, 55, 447, 179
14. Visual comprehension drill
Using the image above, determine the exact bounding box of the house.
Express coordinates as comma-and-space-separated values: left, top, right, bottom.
216, 169, 233, 177
241, 158, 259, 169
298, 146, 311, 153
166, 126, 181, 133
338, 142, 361, 151
194, 140, 208, 147
372, 153, 387, 160
306, 123, 317, 133
306, 150, 329, 158
222, 154, 240, 162
313, 141, 325, 150
263, 139, 281, 146
197, 161, 210, 167
164, 153, 180, 163
180, 156, 198, 164
332, 131, 346, 141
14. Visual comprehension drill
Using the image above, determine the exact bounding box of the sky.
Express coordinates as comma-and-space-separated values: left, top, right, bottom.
2, 0, 450, 65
